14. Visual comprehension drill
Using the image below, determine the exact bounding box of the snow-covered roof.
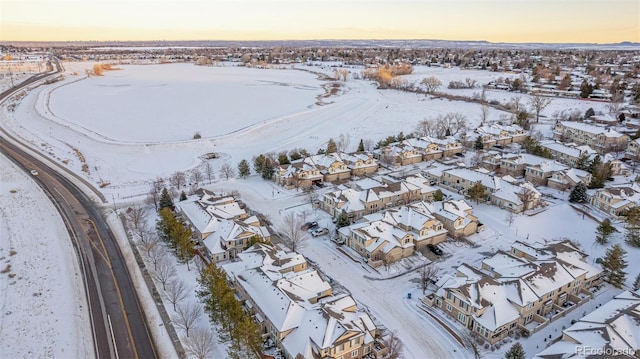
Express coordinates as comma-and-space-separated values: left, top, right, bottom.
534, 290, 640, 359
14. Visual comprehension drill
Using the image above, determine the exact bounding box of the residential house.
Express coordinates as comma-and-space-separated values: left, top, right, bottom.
222, 244, 384, 359
534, 290, 640, 359
547, 168, 592, 191
275, 152, 379, 189
411, 200, 479, 238
340, 220, 415, 266
540, 140, 596, 168
320, 179, 423, 221
175, 189, 270, 263
424, 240, 602, 344
553, 121, 629, 154
589, 186, 639, 217
625, 138, 640, 160
341, 152, 379, 176
524, 160, 568, 186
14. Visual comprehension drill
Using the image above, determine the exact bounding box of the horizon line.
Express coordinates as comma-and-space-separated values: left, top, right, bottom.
2, 38, 638, 46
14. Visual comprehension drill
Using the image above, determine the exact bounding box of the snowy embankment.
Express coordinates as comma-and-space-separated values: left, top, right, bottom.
0, 153, 92, 358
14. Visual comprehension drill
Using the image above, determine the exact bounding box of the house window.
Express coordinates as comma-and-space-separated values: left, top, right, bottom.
457, 312, 466, 323
435, 298, 441, 307
446, 304, 453, 312
352, 350, 359, 357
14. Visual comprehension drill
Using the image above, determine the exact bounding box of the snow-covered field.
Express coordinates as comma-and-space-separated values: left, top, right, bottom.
49, 64, 324, 142
0, 153, 92, 359
1, 60, 634, 358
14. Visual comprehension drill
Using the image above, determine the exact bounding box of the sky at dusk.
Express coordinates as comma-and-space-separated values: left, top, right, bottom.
1, 0, 638, 43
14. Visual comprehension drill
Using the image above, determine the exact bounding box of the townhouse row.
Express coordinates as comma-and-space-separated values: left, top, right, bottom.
336, 200, 478, 266
424, 166, 545, 213
175, 189, 271, 263
222, 244, 387, 359
553, 121, 629, 155
275, 152, 379, 189
424, 240, 603, 345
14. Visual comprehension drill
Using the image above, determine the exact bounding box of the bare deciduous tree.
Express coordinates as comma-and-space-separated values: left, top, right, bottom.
415, 118, 438, 138
151, 258, 176, 290
281, 211, 309, 252
219, 162, 235, 180
363, 138, 375, 152
202, 161, 215, 184
336, 133, 351, 153
173, 301, 203, 337
170, 171, 188, 189
182, 328, 216, 359
480, 104, 490, 124
137, 225, 160, 256
165, 279, 188, 310
125, 205, 147, 231
419, 265, 439, 294
421, 76, 442, 93
529, 94, 553, 123
190, 168, 204, 187
516, 187, 538, 212
145, 243, 167, 271
434, 112, 467, 138
505, 211, 516, 227
148, 177, 165, 211
382, 330, 404, 359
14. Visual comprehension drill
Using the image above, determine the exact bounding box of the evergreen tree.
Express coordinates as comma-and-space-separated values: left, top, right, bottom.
159, 187, 174, 210
467, 181, 487, 204
336, 210, 350, 228
625, 207, 640, 248
179, 191, 187, 201
433, 189, 445, 202
316, 148, 326, 155
474, 136, 484, 150
588, 155, 602, 175
277, 151, 290, 165
357, 139, 365, 152
238, 159, 250, 178
253, 154, 266, 174
569, 182, 588, 203
632, 273, 640, 291
504, 342, 526, 359
601, 244, 628, 289
584, 107, 595, 119
289, 150, 303, 161
260, 158, 275, 180
575, 154, 591, 171
595, 219, 615, 245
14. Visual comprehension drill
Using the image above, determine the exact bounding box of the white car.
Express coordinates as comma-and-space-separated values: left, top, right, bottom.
311, 227, 328, 237
30, 169, 39, 176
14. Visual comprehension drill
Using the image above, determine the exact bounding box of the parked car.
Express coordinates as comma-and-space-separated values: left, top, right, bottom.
301, 221, 318, 230
311, 227, 328, 237
30, 169, 39, 176
331, 236, 345, 245
427, 244, 443, 256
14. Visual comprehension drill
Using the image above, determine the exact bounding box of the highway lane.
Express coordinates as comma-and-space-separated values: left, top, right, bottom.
0, 59, 157, 359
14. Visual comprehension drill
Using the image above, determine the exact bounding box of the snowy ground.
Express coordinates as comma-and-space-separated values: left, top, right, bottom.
1, 60, 634, 358
0, 153, 93, 359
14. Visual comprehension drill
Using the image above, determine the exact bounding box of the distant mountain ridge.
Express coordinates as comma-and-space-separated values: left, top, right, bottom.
3, 39, 639, 50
